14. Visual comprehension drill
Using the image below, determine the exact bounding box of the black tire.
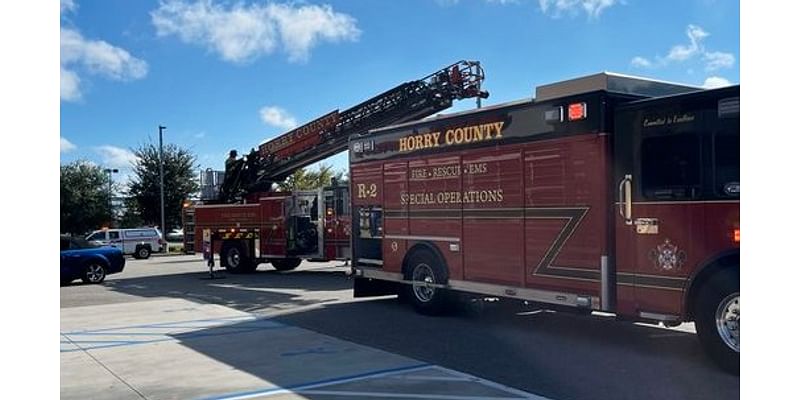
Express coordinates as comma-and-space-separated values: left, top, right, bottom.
694, 270, 739, 374
220, 241, 256, 273
272, 258, 302, 271
135, 246, 151, 260
81, 262, 107, 284
404, 249, 452, 315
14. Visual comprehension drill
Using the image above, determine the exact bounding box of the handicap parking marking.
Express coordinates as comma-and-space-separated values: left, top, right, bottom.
199, 364, 548, 400
197, 364, 434, 400
60, 317, 289, 352
62, 298, 550, 400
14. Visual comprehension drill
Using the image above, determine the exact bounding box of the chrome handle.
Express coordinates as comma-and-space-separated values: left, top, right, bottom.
618, 174, 633, 225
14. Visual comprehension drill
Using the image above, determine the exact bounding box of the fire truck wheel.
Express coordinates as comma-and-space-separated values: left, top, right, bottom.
694, 270, 739, 374
220, 241, 256, 274
404, 249, 451, 315
272, 258, 302, 271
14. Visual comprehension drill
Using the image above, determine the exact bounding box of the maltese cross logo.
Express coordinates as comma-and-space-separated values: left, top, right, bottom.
649, 239, 687, 271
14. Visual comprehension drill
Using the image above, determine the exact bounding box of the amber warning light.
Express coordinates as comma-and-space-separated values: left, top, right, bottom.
734, 229, 740, 243
568, 102, 587, 121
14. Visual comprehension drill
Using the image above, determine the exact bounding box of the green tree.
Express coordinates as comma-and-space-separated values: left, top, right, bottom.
117, 196, 145, 228
276, 164, 336, 191
61, 161, 116, 235
127, 142, 199, 232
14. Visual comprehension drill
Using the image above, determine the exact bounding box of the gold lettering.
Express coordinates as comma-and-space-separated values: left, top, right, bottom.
423, 134, 433, 149
431, 131, 441, 146
397, 121, 504, 153
473, 126, 484, 142
491, 121, 505, 138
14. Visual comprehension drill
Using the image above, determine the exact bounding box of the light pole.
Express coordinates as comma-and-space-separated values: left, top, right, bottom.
159, 125, 166, 236
104, 168, 119, 222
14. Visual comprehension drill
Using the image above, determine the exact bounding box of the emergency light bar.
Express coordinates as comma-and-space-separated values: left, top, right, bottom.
568, 102, 587, 121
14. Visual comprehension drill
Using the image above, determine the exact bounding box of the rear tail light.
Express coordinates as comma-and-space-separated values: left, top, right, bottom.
733, 229, 740, 243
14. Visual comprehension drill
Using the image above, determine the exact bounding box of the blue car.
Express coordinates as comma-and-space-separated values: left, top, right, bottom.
61, 235, 126, 285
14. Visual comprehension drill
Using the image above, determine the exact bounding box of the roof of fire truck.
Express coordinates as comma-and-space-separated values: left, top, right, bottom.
369, 72, 701, 134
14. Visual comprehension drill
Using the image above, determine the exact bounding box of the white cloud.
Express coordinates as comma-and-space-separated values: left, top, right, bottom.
667, 24, 708, 62
630, 25, 736, 75
95, 145, 138, 169
703, 51, 735, 71
260, 106, 298, 130
630, 56, 653, 68
61, 0, 77, 14
61, 137, 77, 153
702, 76, 732, 89
151, 0, 361, 64
60, 66, 81, 101
60, 28, 148, 102
538, 0, 619, 19
61, 28, 148, 81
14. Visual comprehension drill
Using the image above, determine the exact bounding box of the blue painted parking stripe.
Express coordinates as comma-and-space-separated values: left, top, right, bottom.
67, 321, 283, 337
61, 323, 289, 353
196, 363, 433, 400
61, 315, 258, 335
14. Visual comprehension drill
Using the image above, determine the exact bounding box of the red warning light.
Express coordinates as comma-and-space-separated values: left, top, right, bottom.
568, 102, 587, 121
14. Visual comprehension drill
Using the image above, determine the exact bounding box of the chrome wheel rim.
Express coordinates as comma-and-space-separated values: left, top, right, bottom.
139, 248, 148, 258
227, 248, 240, 268
412, 263, 436, 303
86, 265, 105, 283
715, 292, 740, 352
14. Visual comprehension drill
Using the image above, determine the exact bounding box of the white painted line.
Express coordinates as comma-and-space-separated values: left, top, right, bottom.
387, 374, 473, 382
429, 366, 550, 400
207, 364, 434, 400
296, 390, 525, 400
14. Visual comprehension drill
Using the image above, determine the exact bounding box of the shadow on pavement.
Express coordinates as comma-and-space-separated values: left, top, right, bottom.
161, 294, 738, 400
102, 264, 738, 400
105, 268, 352, 315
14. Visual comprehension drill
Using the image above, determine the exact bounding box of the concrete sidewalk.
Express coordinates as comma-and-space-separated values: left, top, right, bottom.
61, 298, 546, 400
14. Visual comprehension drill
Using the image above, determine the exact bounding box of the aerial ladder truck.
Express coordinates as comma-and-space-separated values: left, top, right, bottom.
184, 61, 488, 273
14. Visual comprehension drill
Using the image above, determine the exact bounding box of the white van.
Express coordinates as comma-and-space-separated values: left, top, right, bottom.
86, 228, 165, 259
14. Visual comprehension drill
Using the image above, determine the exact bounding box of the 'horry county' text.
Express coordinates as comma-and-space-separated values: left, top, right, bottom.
398, 121, 505, 153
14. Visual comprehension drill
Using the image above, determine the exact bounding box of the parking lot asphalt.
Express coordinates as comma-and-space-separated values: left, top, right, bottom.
61, 255, 739, 400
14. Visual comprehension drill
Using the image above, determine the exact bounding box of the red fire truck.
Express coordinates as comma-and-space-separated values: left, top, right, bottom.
349, 72, 740, 372
186, 61, 489, 273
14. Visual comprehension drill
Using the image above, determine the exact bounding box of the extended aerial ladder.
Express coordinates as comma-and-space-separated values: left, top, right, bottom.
218, 60, 489, 203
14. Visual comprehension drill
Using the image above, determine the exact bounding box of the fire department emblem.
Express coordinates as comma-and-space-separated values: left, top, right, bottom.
649, 239, 687, 271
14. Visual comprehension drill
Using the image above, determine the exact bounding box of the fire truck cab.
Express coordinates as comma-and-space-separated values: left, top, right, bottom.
349, 72, 740, 372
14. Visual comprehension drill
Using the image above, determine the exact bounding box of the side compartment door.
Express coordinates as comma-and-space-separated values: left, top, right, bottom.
286, 191, 324, 259
322, 186, 352, 259
614, 106, 708, 319
260, 197, 287, 257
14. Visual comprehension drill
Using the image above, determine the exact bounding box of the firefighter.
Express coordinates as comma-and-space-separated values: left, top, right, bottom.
225, 150, 238, 173
450, 66, 463, 86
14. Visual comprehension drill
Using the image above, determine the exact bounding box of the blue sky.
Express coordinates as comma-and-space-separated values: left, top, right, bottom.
60, 0, 740, 187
